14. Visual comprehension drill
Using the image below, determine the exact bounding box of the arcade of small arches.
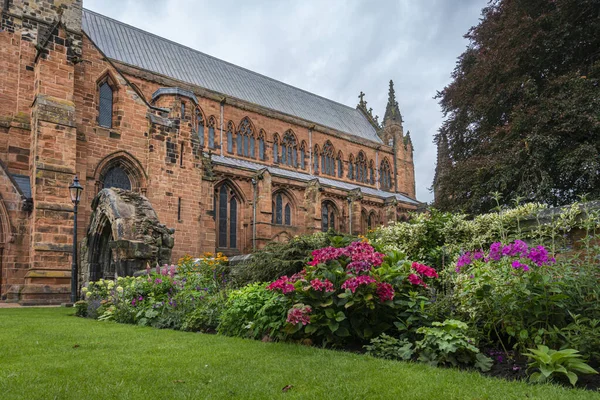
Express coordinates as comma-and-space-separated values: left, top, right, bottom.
186, 107, 398, 191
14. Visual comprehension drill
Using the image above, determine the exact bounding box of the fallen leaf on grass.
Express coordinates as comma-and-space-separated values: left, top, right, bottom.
73, 344, 80, 348
282, 385, 293, 392
172, 380, 185, 384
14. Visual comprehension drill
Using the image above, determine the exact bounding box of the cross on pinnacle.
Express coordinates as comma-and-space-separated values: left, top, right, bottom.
358, 91, 366, 107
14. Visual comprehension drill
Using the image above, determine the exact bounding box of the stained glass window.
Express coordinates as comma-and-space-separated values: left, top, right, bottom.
217, 184, 238, 249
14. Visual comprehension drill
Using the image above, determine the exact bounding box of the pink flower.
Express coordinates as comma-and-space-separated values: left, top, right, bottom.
341, 275, 376, 293
346, 241, 385, 266
267, 276, 296, 294
411, 262, 438, 278
310, 279, 335, 292
308, 246, 348, 266
290, 270, 307, 283
346, 261, 371, 274
376, 282, 395, 302
408, 273, 426, 287
286, 304, 312, 325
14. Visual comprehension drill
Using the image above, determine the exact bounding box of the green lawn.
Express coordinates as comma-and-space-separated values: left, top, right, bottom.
0, 308, 598, 400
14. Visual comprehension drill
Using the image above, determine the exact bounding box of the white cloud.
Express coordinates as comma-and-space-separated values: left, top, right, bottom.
85, 0, 486, 202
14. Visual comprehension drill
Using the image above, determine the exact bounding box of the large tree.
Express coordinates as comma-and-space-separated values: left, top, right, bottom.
433, 0, 600, 214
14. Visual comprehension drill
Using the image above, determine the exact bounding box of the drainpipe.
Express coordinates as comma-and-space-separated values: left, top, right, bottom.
347, 196, 352, 234
375, 148, 380, 190
252, 178, 257, 251
308, 126, 313, 175
219, 97, 225, 156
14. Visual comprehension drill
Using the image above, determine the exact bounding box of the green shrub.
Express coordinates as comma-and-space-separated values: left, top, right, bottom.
217, 283, 289, 340
231, 231, 354, 286
364, 334, 414, 361
524, 345, 598, 386
416, 319, 492, 372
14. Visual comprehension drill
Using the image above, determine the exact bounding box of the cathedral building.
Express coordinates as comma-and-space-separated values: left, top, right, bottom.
0, 0, 418, 304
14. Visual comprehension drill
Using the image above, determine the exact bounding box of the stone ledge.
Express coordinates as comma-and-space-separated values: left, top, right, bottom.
33, 242, 73, 252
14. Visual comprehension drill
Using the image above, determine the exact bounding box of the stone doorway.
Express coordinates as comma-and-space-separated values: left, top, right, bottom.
81, 188, 175, 284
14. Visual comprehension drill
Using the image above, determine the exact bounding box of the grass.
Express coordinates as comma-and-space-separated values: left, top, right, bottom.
0, 308, 598, 400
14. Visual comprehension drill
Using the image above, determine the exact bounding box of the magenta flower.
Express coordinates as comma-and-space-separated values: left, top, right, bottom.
408, 273, 426, 287
341, 275, 376, 293
286, 304, 312, 325
346, 261, 371, 274
411, 262, 438, 278
310, 278, 335, 292
376, 282, 395, 302
267, 276, 296, 294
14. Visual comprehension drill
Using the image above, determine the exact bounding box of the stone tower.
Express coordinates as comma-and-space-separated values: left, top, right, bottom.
378, 80, 415, 198
433, 130, 451, 203
1, 0, 83, 303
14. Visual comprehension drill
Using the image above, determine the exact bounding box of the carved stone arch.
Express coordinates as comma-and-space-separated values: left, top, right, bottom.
94, 151, 147, 195
96, 68, 120, 90
81, 188, 174, 283
361, 208, 369, 233
0, 194, 12, 246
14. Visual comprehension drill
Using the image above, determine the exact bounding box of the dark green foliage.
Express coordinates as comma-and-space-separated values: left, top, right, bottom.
231, 231, 354, 286
434, 0, 600, 213
364, 334, 414, 361
525, 345, 598, 386
217, 282, 290, 340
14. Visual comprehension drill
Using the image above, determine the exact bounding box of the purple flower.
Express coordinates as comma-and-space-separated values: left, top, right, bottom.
510, 240, 528, 256
497, 355, 504, 363
472, 250, 484, 260
488, 242, 503, 261
511, 260, 530, 271
512, 365, 521, 371
526, 245, 553, 266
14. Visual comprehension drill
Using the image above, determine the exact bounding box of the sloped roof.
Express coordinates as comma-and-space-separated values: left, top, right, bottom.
82, 9, 382, 144
211, 155, 419, 205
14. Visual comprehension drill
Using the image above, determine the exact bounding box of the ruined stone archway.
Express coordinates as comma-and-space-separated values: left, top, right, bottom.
80, 188, 174, 283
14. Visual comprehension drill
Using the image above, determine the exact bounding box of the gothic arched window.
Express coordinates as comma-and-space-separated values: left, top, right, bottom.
357, 152, 368, 184
313, 145, 320, 174
282, 130, 297, 167
195, 109, 205, 147
337, 152, 344, 178
237, 117, 254, 157
227, 121, 234, 154
215, 183, 238, 249
369, 161, 375, 185
208, 116, 217, 149
321, 201, 337, 232
98, 81, 113, 128
103, 166, 132, 190
273, 134, 280, 163
272, 192, 293, 226
380, 159, 392, 190
300, 142, 307, 170
258, 130, 266, 160
322, 141, 335, 176
348, 155, 355, 180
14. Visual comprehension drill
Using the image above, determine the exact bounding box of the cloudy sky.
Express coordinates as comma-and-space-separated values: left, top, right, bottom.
85, 0, 487, 203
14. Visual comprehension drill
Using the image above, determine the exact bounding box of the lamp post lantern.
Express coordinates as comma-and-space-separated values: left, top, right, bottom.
69, 175, 83, 304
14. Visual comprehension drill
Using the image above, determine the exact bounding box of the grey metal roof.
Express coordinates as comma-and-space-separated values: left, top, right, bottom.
11, 174, 31, 198
211, 155, 418, 205
82, 9, 382, 144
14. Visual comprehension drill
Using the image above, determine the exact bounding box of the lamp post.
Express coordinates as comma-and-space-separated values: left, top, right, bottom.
69, 175, 83, 304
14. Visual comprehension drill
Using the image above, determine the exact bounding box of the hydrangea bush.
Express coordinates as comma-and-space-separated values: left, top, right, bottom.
264, 240, 438, 346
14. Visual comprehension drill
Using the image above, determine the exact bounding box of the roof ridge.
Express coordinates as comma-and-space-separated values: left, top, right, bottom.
82, 8, 364, 114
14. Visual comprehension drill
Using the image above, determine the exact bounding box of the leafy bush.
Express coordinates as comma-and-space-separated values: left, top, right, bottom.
370, 201, 600, 270
364, 334, 414, 361
524, 345, 598, 386
79, 254, 229, 332
416, 319, 492, 372
550, 313, 600, 364
450, 240, 572, 350
217, 283, 290, 340
263, 240, 438, 346
231, 231, 354, 286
